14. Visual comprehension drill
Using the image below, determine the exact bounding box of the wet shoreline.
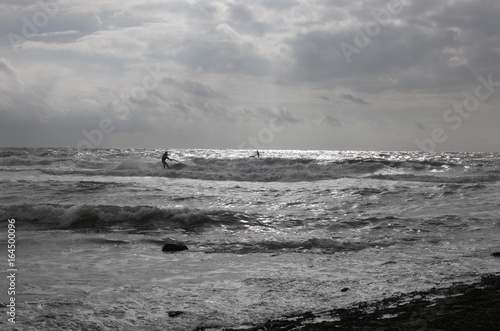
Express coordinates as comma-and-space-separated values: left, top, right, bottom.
226, 273, 500, 331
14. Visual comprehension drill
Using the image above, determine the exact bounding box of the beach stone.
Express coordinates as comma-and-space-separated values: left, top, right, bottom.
162, 238, 188, 252
491, 252, 500, 257
168, 311, 183, 318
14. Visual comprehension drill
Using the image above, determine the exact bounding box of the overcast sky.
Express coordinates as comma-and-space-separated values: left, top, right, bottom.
1, 0, 499, 152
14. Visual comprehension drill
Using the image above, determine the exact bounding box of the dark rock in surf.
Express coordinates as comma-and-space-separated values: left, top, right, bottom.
162, 243, 188, 252
492, 252, 500, 257
168, 311, 183, 317
162, 238, 188, 252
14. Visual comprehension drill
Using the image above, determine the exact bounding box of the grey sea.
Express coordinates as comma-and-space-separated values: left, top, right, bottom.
1, 147, 499, 330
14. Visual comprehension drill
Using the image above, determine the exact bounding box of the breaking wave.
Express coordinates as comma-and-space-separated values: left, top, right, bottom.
0, 204, 251, 231
2, 148, 499, 183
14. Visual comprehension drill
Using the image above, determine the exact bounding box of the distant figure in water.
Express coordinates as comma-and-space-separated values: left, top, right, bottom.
162, 151, 173, 169
250, 150, 260, 158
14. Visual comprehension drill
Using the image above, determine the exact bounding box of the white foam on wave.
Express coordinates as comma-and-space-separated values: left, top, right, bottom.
112, 158, 152, 171
0, 203, 248, 230
4, 148, 499, 184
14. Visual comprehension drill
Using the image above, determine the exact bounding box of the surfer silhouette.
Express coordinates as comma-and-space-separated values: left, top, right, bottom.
162, 151, 173, 169
250, 150, 260, 158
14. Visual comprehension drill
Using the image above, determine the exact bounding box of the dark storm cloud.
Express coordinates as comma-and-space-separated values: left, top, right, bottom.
319, 93, 368, 105
341, 93, 368, 105
180, 80, 225, 99
285, 0, 500, 94
1, 4, 101, 47
273, 107, 304, 124
321, 114, 343, 127
157, 77, 226, 100
286, 20, 433, 88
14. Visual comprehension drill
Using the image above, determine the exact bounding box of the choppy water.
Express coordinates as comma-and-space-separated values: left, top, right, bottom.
1, 148, 499, 330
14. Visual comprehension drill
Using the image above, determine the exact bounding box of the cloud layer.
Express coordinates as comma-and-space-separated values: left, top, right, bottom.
1, 0, 499, 151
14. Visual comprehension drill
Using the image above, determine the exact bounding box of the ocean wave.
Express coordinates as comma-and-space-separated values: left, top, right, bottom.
0, 204, 250, 231
3, 148, 498, 183
203, 237, 395, 254
0, 156, 69, 167
368, 173, 500, 183
33, 157, 471, 182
